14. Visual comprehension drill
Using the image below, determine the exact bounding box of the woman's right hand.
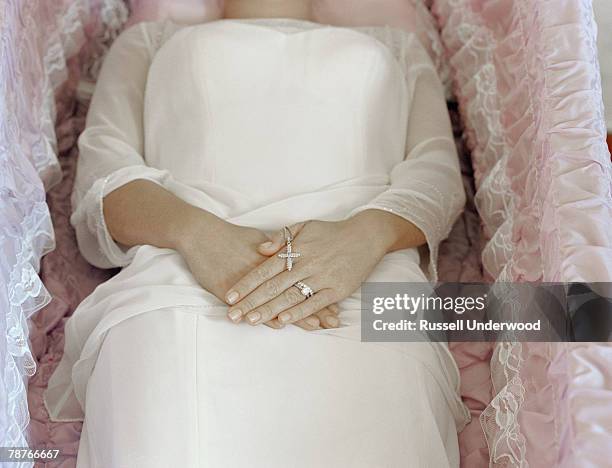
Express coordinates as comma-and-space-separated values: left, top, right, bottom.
175, 209, 338, 330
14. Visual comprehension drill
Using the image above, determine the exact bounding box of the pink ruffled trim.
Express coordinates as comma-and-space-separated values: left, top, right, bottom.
434, 1, 612, 467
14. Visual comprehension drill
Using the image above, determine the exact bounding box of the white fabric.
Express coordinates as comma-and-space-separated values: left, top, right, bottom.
45, 18, 469, 467
80, 308, 461, 468
70, 18, 465, 280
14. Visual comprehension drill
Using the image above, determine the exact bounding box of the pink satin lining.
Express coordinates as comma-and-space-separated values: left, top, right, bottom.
434, 0, 612, 466
18, 1, 612, 467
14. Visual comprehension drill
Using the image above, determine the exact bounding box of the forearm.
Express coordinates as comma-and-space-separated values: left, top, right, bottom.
348, 209, 426, 254
102, 179, 222, 252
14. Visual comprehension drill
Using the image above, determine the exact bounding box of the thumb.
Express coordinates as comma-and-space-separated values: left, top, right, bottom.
258, 229, 287, 256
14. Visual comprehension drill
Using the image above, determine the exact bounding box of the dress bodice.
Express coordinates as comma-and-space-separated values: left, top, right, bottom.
71, 18, 465, 280
144, 20, 408, 206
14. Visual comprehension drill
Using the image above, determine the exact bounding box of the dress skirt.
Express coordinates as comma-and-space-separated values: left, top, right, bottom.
45, 245, 470, 468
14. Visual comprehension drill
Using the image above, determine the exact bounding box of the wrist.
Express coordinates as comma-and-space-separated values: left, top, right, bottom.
172, 206, 226, 254
348, 209, 426, 254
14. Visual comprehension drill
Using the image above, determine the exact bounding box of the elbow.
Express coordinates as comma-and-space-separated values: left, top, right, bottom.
70, 207, 117, 270
74, 231, 115, 270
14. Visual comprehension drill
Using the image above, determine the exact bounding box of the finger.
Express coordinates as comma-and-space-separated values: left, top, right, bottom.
293, 315, 321, 331
264, 319, 284, 330
225, 254, 286, 307
228, 269, 312, 323
328, 303, 340, 314
315, 307, 340, 329
244, 283, 311, 325
258, 222, 307, 256
278, 289, 337, 325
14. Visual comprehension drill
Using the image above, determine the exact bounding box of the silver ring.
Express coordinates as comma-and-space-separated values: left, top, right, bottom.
283, 226, 293, 242
293, 281, 314, 298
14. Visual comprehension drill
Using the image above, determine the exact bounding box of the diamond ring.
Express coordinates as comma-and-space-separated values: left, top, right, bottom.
293, 281, 314, 298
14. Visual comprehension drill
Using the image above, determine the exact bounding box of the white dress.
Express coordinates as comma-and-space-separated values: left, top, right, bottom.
44, 18, 470, 468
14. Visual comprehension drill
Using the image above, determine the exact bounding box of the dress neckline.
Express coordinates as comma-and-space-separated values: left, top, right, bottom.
221, 17, 323, 27
217, 17, 330, 32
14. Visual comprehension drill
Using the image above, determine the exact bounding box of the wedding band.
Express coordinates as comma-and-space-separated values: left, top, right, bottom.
293, 281, 314, 298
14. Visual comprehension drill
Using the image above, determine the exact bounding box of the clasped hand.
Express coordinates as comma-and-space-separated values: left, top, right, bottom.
177, 209, 421, 331
225, 217, 391, 330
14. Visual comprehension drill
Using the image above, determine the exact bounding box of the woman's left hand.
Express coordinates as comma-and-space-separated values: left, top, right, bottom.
225, 210, 424, 326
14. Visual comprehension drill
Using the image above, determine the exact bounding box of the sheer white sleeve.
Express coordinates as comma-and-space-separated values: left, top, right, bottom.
71, 22, 170, 269
350, 30, 466, 281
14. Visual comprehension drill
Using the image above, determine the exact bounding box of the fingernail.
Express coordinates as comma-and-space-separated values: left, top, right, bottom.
228, 309, 242, 322
306, 316, 319, 328
326, 316, 340, 328
226, 291, 239, 304
261, 241, 273, 249
278, 312, 291, 323
247, 312, 261, 324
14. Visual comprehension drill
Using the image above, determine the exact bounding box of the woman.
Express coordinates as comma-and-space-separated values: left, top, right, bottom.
45, 0, 470, 466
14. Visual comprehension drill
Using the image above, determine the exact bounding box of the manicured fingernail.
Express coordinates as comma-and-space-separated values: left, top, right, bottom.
326, 316, 339, 328
247, 312, 261, 324
228, 309, 242, 322
278, 312, 291, 323
306, 316, 319, 328
261, 241, 273, 249
226, 291, 239, 304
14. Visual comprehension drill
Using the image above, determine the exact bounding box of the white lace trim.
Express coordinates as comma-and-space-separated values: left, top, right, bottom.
435, 1, 526, 466
0, 0, 128, 456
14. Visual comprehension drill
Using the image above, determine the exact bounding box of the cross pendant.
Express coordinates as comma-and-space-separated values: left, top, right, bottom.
278, 240, 301, 271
